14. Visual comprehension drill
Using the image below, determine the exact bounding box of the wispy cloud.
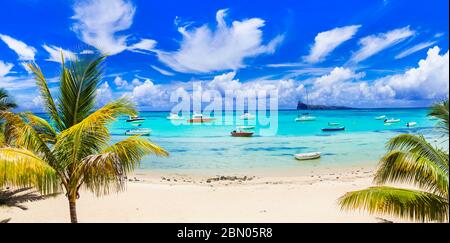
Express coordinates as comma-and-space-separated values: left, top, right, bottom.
350, 26, 415, 63
0, 60, 14, 77
155, 9, 284, 73
72, 0, 157, 56
304, 25, 361, 63
395, 41, 437, 59
42, 45, 77, 63
151, 65, 175, 76
0, 34, 36, 61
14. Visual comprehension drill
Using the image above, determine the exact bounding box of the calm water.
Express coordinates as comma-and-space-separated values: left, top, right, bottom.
105, 108, 444, 173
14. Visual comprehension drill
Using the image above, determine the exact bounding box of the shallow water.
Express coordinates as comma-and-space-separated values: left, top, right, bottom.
107, 108, 445, 173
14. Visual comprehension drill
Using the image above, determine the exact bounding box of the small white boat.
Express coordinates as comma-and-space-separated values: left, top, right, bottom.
166, 113, 184, 120
295, 115, 317, 122
384, 118, 401, 124
240, 113, 255, 120
126, 116, 145, 124
406, 122, 417, 127
375, 115, 387, 120
294, 152, 321, 161
125, 128, 152, 136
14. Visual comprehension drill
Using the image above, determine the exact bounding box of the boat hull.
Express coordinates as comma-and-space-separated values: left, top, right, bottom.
231, 132, 254, 137
295, 152, 321, 160
322, 127, 345, 132
188, 118, 216, 123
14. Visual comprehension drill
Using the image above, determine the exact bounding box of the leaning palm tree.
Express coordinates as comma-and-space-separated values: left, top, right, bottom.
339, 100, 449, 222
0, 88, 17, 145
0, 55, 168, 223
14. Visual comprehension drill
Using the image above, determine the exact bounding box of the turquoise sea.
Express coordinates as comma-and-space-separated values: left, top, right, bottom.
106, 108, 444, 174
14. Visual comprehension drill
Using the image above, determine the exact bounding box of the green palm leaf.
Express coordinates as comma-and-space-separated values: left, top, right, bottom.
429, 100, 449, 135
0, 147, 59, 194
58, 55, 106, 128
26, 63, 64, 131
0, 88, 17, 111
339, 186, 449, 222
375, 150, 448, 197
22, 112, 57, 144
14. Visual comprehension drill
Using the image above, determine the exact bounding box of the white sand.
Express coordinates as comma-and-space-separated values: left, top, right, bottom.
1, 166, 399, 223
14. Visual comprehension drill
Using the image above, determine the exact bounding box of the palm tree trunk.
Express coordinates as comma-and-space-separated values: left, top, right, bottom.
69, 198, 78, 223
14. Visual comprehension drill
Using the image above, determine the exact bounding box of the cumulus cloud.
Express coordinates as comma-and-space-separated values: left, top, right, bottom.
155, 9, 284, 73
96, 82, 114, 106
395, 41, 437, 59
0, 60, 14, 77
350, 26, 415, 63
42, 45, 77, 63
381, 46, 449, 100
113, 76, 142, 90
0, 34, 36, 61
304, 25, 361, 63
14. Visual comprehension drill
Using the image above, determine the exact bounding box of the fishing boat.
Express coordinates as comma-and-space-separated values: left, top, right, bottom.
294, 152, 321, 161
295, 113, 317, 122
125, 128, 152, 136
166, 113, 184, 120
406, 122, 417, 127
375, 115, 387, 120
126, 116, 146, 123
384, 118, 401, 124
240, 113, 255, 120
322, 127, 345, 132
187, 113, 216, 123
328, 122, 340, 126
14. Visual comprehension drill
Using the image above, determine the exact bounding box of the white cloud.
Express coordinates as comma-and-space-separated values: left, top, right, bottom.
155, 9, 283, 73
381, 46, 449, 100
0, 34, 36, 61
0, 60, 14, 77
128, 39, 157, 53
350, 26, 415, 63
113, 76, 142, 90
96, 82, 113, 106
72, 0, 134, 55
42, 45, 77, 63
151, 65, 175, 76
80, 49, 95, 55
304, 25, 361, 63
130, 79, 168, 108
395, 41, 437, 59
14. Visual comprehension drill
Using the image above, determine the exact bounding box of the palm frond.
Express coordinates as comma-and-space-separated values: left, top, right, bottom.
54, 98, 136, 168
26, 63, 64, 131
0, 147, 60, 194
22, 112, 57, 144
0, 88, 17, 111
58, 55, 106, 128
387, 134, 449, 175
428, 99, 449, 135
375, 150, 448, 197
339, 186, 449, 222
0, 112, 57, 169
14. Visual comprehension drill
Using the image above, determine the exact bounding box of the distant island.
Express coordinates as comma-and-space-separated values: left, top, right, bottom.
297, 101, 354, 110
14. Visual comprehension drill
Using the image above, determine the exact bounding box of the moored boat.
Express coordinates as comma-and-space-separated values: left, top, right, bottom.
375, 115, 387, 120
294, 152, 321, 160
167, 113, 184, 120
384, 118, 401, 124
126, 116, 146, 123
231, 131, 254, 137
406, 122, 417, 127
187, 113, 216, 123
322, 126, 345, 132
295, 114, 317, 122
125, 128, 152, 136
240, 113, 255, 120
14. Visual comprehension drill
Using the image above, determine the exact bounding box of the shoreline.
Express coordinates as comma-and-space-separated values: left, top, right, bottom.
1, 163, 400, 223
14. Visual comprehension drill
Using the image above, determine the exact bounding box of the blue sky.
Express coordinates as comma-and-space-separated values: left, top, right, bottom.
0, 0, 448, 111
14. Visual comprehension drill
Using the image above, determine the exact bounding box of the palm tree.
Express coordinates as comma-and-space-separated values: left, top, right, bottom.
339, 100, 449, 222
0, 88, 17, 145
0, 55, 168, 223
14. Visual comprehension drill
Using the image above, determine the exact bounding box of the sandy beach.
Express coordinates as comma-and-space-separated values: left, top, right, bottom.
0, 165, 402, 223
